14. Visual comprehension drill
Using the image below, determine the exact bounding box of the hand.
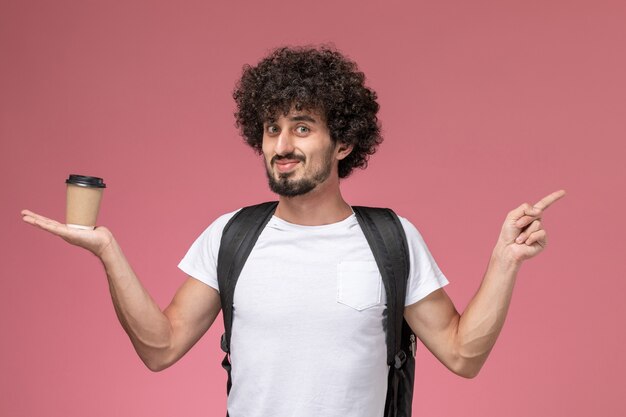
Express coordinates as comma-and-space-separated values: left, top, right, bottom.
494, 190, 566, 267
21, 209, 114, 258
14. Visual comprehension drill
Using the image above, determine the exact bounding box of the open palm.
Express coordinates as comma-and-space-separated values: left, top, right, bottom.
21, 210, 113, 257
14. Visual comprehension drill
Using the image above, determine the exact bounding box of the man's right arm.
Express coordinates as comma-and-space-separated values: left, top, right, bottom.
21, 210, 221, 371
101, 238, 221, 371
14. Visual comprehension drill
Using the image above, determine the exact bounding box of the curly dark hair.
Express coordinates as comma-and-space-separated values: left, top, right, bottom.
233, 45, 382, 178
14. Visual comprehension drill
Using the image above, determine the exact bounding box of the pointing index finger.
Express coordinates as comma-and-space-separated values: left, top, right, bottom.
534, 189, 566, 211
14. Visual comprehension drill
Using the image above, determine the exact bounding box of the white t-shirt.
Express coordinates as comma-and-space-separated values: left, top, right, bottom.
178, 209, 449, 417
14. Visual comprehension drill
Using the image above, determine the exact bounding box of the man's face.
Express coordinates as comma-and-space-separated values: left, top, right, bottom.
262, 108, 338, 197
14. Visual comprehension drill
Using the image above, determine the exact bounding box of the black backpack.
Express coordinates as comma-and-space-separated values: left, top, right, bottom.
217, 201, 416, 417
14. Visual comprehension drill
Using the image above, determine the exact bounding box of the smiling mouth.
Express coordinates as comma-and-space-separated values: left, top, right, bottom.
274, 160, 301, 173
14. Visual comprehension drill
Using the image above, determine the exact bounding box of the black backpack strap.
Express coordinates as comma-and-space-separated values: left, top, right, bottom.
352, 206, 409, 364
352, 206, 414, 417
216, 201, 278, 397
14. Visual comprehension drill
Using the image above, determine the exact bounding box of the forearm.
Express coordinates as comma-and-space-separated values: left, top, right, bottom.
99, 238, 173, 370
455, 244, 521, 377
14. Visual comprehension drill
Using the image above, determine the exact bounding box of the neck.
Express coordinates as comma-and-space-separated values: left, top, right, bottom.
274, 176, 353, 226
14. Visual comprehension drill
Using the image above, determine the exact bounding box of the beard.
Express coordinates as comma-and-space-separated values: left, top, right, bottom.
265, 147, 335, 197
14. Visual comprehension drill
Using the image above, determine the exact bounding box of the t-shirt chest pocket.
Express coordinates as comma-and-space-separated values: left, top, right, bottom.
336, 261, 383, 311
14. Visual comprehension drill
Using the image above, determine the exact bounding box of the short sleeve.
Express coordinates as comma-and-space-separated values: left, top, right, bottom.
177, 209, 240, 292
398, 216, 450, 306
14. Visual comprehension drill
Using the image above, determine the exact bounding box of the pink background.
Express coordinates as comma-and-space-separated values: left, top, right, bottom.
1, 0, 625, 416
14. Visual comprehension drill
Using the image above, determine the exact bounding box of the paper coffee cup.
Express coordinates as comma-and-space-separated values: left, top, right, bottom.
65, 174, 106, 230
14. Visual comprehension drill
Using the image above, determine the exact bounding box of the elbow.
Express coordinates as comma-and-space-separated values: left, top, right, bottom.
451, 336, 488, 379
452, 353, 485, 379
448, 345, 483, 378
455, 364, 481, 379
131, 333, 177, 372
449, 358, 480, 379
140, 351, 176, 372
145, 360, 167, 372
143, 357, 172, 372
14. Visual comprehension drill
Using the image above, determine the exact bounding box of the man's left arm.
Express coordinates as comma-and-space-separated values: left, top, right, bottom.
404, 189, 566, 378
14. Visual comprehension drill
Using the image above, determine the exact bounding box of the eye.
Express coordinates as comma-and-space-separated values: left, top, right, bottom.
266, 125, 279, 134
295, 125, 310, 134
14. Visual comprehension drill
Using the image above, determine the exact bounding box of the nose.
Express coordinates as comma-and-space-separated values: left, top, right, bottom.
274, 129, 295, 156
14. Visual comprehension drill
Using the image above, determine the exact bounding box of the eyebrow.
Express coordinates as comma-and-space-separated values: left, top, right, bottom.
289, 115, 318, 123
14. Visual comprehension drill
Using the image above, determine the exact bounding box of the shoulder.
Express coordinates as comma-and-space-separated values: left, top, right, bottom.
178, 208, 245, 291
396, 214, 424, 240
394, 213, 434, 255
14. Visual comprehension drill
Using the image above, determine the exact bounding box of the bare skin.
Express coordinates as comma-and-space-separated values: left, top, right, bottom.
21, 108, 565, 377
403, 189, 566, 377
18, 213, 221, 371
262, 109, 355, 225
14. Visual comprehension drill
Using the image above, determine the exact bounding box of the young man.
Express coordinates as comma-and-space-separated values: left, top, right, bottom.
22, 45, 565, 417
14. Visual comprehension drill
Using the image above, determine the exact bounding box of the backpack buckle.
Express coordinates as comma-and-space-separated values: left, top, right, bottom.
394, 350, 407, 369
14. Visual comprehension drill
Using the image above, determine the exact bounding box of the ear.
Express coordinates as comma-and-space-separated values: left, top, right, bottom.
335, 142, 354, 161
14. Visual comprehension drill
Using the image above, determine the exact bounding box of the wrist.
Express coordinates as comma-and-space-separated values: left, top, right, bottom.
97, 233, 119, 262
491, 243, 522, 275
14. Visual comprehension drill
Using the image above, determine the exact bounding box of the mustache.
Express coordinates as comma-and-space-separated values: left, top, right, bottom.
271, 153, 306, 165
